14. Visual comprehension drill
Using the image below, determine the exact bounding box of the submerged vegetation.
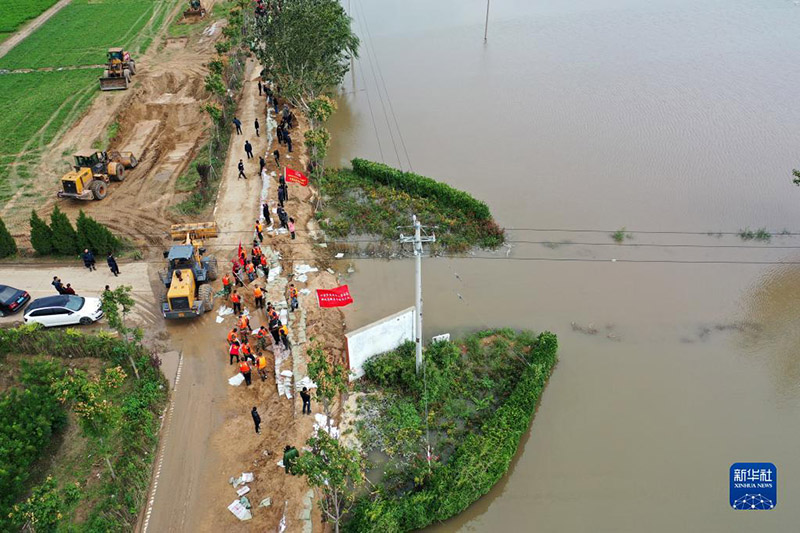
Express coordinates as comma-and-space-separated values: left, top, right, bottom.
738, 227, 771, 242
317, 159, 505, 253
345, 329, 558, 532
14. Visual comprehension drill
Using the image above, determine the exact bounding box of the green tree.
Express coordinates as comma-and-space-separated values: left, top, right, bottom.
76, 210, 121, 256
253, 0, 359, 110
53, 365, 127, 480
306, 342, 348, 434
49, 205, 78, 256
30, 209, 53, 255
100, 285, 141, 379
0, 216, 17, 258
295, 431, 365, 533
9, 475, 80, 532
793, 169, 800, 186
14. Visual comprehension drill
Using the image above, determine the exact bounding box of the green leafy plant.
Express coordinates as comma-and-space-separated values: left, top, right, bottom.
9, 475, 80, 532
30, 209, 53, 255
49, 205, 78, 255
611, 227, 632, 243
307, 342, 349, 435
296, 431, 365, 533
0, 215, 17, 258
101, 285, 141, 379
76, 209, 121, 255
738, 227, 771, 242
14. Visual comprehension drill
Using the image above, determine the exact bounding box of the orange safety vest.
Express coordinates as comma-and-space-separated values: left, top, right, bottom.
254, 287, 263, 298
239, 316, 250, 329
260, 255, 267, 266
246, 263, 255, 274
227, 330, 237, 343
241, 343, 252, 356
289, 287, 298, 298
257, 356, 267, 369
256, 223, 263, 233
239, 361, 250, 373
279, 325, 288, 336
253, 245, 261, 255
268, 309, 278, 322
231, 293, 240, 303
222, 275, 231, 287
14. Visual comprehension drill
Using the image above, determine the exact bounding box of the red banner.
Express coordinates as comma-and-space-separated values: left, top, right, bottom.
285, 167, 308, 186
317, 285, 354, 308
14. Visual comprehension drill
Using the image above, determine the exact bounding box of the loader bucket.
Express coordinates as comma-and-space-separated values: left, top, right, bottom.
170, 221, 218, 240
100, 76, 129, 91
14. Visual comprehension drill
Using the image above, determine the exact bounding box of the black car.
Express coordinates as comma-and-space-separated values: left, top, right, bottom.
0, 284, 30, 316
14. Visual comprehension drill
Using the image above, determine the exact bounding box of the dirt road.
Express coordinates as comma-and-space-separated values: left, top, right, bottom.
0, 0, 72, 60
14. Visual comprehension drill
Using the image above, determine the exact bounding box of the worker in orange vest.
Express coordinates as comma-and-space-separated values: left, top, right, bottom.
255, 221, 264, 243
260, 254, 269, 279
245, 261, 256, 282
256, 353, 269, 381
252, 243, 262, 259
288, 283, 299, 312
229, 340, 241, 365
239, 359, 252, 386
278, 323, 291, 351
222, 273, 232, 297
238, 313, 251, 333
241, 341, 254, 363
231, 291, 242, 315
253, 285, 264, 309
254, 325, 269, 351
227, 327, 239, 345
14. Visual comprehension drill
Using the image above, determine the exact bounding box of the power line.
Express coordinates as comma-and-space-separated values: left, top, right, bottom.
351, 7, 385, 163
504, 227, 798, 236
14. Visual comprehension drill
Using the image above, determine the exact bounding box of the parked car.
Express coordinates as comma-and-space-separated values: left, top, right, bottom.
23, 295, 103, 327
0, 284, 30, 316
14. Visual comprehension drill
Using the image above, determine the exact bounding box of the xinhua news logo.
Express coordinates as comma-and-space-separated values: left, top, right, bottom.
730, 462, 777, 510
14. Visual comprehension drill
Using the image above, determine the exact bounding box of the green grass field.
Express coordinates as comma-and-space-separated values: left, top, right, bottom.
0, 0, 174, 70
0, 0, 60, 40
0, 69, 99, 202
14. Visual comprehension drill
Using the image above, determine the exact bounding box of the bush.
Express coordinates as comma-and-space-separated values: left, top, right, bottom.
49, 205, 78, 255
345, 332, 558, 533
0, 358, 67, 527
76, 209, 121, 256
362, 341, 416, 391
0, 216, 16, 258
351, 159, 492, 221
30, 209, 53, 255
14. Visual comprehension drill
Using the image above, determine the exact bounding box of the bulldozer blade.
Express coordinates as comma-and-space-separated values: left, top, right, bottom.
170, 221, 218, 240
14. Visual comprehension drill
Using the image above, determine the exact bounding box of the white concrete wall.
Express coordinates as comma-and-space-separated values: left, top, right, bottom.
346, 307, 415, 381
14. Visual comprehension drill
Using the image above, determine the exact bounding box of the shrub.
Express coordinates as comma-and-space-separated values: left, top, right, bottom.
0, 216, 16, 258
362, 341, 416, 391
49, 205, 78, 255
0, 358, 67, 526
29, 209, 53, 255
345, 332, 558, 532
76, 209, 121, 256
351, 159, 492, 221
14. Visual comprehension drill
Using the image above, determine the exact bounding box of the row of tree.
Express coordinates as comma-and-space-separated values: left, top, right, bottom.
30, 206, 121, 256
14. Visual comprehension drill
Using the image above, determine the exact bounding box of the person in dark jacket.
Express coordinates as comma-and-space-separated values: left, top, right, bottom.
300, 387, 311, 415
284, 129, 292, 153
283, 445, 299, 474
259, 155, 266, 173
273, 150, 280, 167
107, 253, 120, 276
62, 283, 76, 295
276, 122, 284, 145
254, 118, 260, 137
81, 249, 96, 271
251, 406, 261, 434
233, 117, 242, 135
52, 276, 64, 294
277, 207, 288, 230
244, 140, 254, 159
238, 159, 247, 180
262, 201, 271, 224
277, 183, 286, 207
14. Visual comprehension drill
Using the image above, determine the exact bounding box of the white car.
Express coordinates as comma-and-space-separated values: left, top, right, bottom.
23, 295, 103, 327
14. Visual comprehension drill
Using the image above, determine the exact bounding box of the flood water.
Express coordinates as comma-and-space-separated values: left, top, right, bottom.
327, 0, 800, 531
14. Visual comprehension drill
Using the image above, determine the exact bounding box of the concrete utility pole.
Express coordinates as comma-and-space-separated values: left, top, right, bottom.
400, 215, 435, 373
484, 0, 491, 42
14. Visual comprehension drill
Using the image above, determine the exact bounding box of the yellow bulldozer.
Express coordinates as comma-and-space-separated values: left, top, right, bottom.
160, 222, 219, 319
57, 150, 138, 201
183, 0, 206, 19
99, 48, 136, 91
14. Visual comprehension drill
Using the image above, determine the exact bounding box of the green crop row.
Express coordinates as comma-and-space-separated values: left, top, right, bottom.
345, 332, 559, 532
0, 0, 60, 35
0, 0, 171, 70
351, 158, 492, 221
0, 69, 99, 203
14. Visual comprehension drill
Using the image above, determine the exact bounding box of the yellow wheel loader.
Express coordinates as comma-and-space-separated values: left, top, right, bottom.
99, 48, 136, 91
57, 150, 138, 201
160, 222, 219, 319
183, 0, 206, 20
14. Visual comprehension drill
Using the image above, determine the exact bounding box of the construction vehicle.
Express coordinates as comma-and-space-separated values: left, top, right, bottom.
183, 0, 206, 19
57, 150, 139, 201
160, 222, 219, 319
99, 48, 136, 91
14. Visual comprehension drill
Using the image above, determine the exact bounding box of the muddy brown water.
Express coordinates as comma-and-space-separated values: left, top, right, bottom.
327, 0, 800, 530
